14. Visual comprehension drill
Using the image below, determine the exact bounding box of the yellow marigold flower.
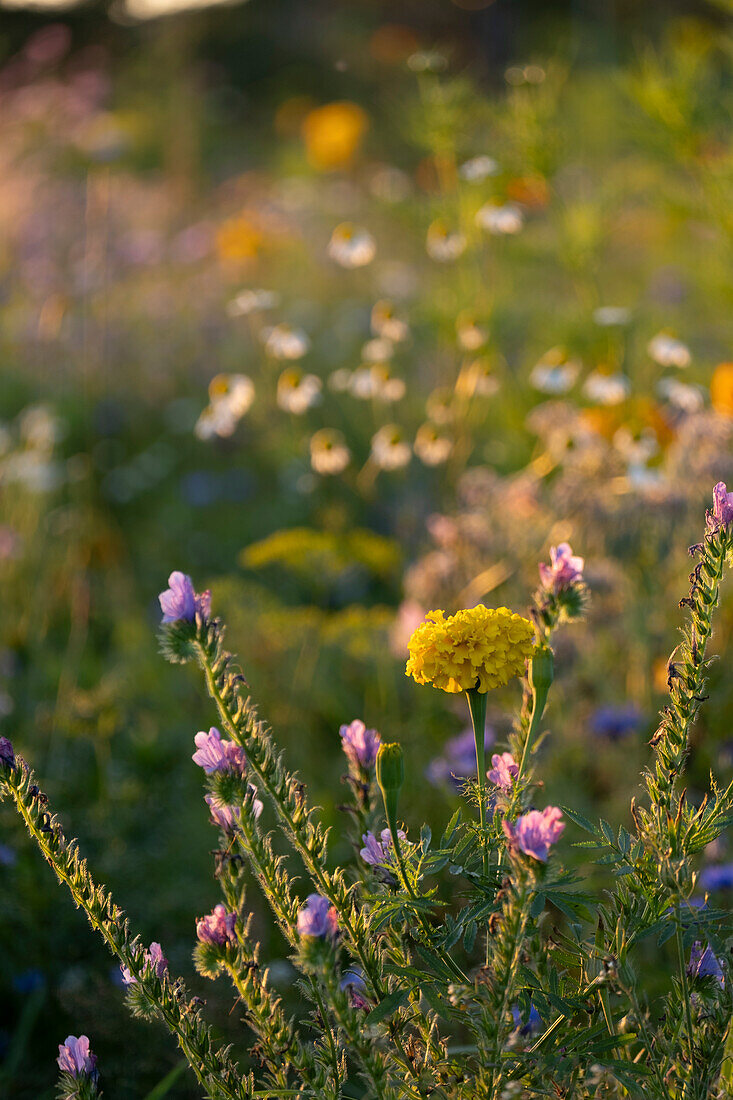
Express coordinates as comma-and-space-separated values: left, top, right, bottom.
406, 605, 535, 694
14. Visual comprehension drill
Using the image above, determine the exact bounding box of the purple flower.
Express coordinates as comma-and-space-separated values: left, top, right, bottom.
708, 482, 733, 531
503, 806, 565, 862
159, 571, 212, 623
512, 1003, 542, 1035
205, 786, 263, 830
340, 968, 370, 1010
0, 736, 14, 768
699, 862, 733, 892
196, 904, 237, 947
590, 704, 643, 741
121, 941, 168, 986
57, 1035, 97, 1079
296, 894, 338, 939
426, 726, 495, 787
192, 727, 246, 775
360, 828, 407, 867
340, 719, 381, 771
539, 542, 584, 593
487, 752, 519, 791
687, 942, 724, 984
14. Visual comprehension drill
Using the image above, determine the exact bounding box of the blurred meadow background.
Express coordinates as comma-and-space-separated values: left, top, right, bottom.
1, 0, 733, 1094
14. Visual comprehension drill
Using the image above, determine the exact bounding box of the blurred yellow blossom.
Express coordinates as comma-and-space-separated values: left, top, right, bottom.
710, 363, 733, 417
406, 605, 535, 694
302, 102, 369, 170
216, 214, 263, 263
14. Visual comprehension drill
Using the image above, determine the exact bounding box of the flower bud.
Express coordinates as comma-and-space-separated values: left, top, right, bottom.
528, 645, 554, 701
376, 742, 404, 798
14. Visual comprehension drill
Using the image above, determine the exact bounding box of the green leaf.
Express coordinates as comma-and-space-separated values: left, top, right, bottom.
530, 892, 546, 918
366, 988, 410, 1026
561, 806, 597, 835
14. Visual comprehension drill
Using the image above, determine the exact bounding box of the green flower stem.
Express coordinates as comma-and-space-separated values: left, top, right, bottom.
675, 915, 697, 1092
517, 646, 553, 779
517, 683, 546, 779
466, 688, 489, 878
3, 761, 249, 1100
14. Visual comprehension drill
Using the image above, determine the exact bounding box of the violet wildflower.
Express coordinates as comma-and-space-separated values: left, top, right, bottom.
340, 719, 381, 772
192, 727, 246, 775
360, 827, 407, 867
687, 942, 724, 985
196, 904, 237, 947
340, 968, 370, 1010
159, 571, 212, 623
121, 942, 168, 986
296, 894, 338, 939
512, 1003, 542, 1035
57, 1034, 98, 1079
205, 786, 263, 830
426, 726, 494, 787
707, 481, 733, 532
503, 806, 565, 862
590, 704, 643, 741
699, 861, 733, 892
0, 735, 14, 769
487, 752, 519, 791
539, 543, 584, 593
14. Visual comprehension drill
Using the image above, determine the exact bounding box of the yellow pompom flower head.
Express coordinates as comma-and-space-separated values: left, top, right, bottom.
406, 604, 536, 876
406, 605, 535, 695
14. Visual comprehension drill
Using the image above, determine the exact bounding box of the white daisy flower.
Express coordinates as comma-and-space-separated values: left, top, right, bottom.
475, 202, 523, 235
277, 369, 322, 414
459, 155, 499, 182
263, 324, 311, 360
647, 332, 691, 368
310, 429, 351, 475
370, 424, 411, 470
327, 223, 376, 268
414, 423, 453, 466
426, 220, 466, 262
582, 371, 631, 405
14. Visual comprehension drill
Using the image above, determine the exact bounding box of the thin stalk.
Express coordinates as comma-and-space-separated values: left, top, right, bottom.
675, 917, 697, 1095
466, 688, 489, 878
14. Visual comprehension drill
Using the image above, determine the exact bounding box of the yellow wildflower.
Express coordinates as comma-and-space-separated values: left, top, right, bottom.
711, 362, 733, 417
406, 605, 535, 694
301, 102, 369, 170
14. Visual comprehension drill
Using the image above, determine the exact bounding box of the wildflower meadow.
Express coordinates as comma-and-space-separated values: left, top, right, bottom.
0, 3, 732, 1098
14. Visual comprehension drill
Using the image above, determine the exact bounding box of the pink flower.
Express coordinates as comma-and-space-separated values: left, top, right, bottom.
159, 571, 211, 623
708, 482, 733, 531
192, 727, 246, 775
539, 543, 584, 593
297, 894, 339, 939
196, 904, 237, 947
121, 942, 168, 986
57, 1034, 97, 1078
487, 752, 519, 791
340, 719, 381, 771
360, 828, 407, 867
205, 787, 263, 830
503, 807, 565, 862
